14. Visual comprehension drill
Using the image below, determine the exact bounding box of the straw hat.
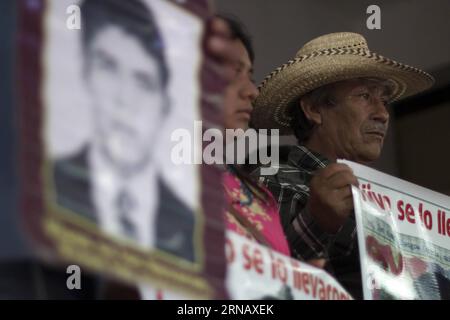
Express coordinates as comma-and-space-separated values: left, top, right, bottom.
252, 32, 435, 134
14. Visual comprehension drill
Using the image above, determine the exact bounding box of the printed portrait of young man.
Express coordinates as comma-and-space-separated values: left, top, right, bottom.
51, 0, 196, 262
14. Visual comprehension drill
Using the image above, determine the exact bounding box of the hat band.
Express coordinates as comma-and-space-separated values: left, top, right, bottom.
258, 47, 433, 93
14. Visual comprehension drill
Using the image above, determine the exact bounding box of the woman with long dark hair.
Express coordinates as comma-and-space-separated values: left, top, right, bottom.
217, 15, 290, 256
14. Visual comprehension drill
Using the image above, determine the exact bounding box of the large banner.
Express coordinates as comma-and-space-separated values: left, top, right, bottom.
341, 160, 450, 300
141, 231, 353, 300
17, 0, 227, 299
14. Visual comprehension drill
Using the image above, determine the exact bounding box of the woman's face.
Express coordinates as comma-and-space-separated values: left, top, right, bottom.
223, 40, 259, 130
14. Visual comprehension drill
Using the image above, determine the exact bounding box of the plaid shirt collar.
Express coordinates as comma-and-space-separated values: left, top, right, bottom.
287, 145, 331, 172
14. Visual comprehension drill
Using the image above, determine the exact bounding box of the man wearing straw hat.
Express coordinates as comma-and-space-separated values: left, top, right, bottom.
251, 32, 434, 298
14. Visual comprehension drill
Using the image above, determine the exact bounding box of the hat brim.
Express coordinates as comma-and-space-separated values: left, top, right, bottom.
252, 49, 434, 135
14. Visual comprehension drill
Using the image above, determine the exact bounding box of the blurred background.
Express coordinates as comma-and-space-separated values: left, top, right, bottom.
216, 0, 450, 195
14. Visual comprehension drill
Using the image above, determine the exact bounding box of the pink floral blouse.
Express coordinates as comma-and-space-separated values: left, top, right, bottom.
223, 169, 290, 256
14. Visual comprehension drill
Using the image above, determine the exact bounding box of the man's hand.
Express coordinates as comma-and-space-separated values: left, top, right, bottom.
308, 163, 359, 234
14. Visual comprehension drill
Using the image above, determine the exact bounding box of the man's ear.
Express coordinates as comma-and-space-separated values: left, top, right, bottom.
299, 98, 322, 125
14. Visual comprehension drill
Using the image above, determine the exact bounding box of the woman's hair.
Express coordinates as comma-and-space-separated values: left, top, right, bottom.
214, 14, 268, 203
215, 14, 255, 64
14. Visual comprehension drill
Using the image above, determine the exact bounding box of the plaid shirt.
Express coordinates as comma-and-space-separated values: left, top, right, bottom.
254, 145, 358, 264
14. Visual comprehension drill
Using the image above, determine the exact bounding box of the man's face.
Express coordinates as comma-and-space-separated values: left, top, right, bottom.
223, 40, 258, 130
86, 25, 165, 171
317, 79, 390, 164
